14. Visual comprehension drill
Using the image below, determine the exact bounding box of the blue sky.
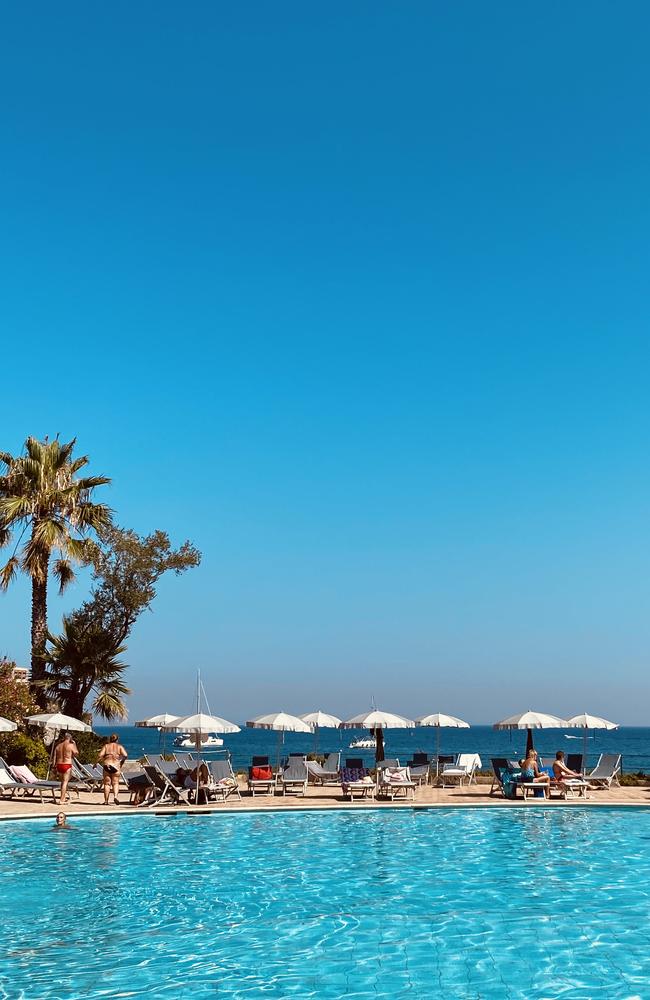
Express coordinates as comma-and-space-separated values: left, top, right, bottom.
1, 3, 650, 722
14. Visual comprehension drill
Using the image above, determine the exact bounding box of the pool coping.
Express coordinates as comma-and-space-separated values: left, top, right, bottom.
3, 798, 650, 824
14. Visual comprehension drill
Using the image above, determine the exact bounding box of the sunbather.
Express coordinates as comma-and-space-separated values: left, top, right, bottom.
176, 763, 210, 803
520, 749, 551, 791
551, 750, 584, 791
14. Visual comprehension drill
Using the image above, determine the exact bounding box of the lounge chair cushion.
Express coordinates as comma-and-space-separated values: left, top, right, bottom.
11, 765, 37, 783
383, 767, 410, 784
251, 766, 272, 780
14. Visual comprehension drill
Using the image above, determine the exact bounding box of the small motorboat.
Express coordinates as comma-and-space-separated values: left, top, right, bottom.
348, 736, 377, 750
173, 732, 224, 748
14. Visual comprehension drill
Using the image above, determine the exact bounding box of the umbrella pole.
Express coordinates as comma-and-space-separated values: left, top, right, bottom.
375, 728, 385, 764
276, 731, 283, 772
195, 734, 201, 804
526, 728, 534, 757
436, 728, 440, 781
583, 728, 587, 774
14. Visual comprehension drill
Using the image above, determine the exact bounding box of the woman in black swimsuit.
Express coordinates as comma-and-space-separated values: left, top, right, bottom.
97, 734, 127, 805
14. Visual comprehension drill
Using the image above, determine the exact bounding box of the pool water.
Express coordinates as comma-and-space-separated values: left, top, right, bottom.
2, 808, 650, 998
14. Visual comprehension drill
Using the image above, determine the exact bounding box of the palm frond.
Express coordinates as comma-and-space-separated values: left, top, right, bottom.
92, 690, 129, 721
74, 476, 112, 492
0, 555, 20, 590
61, 536, 93, 563
54, 439, 77, 469
72, 502, 113, 531
0, 496, 34, 522
0, 452, 15, 470
22, 536, 52, 581
68, 456, 89, 474
0, 525, 11, 548
24, 437, 45, 462
52, 558, 76, 594
31, 517, 68, 551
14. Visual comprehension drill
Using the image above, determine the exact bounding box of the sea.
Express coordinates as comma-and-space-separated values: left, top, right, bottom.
95, 724, 650, 774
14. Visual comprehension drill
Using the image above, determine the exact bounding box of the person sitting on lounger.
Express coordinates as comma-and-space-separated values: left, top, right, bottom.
179, 763, 210, 803
520, 749, 551, 790
552, 751, 582, 788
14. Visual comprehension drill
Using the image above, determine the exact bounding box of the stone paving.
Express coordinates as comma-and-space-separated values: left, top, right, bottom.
0, 777, 647, 821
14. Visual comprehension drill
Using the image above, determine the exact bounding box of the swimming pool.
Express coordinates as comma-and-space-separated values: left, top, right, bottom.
1, 807, 649, 998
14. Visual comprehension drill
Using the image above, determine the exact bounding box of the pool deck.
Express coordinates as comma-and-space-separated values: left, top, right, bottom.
1, 778, 649, 821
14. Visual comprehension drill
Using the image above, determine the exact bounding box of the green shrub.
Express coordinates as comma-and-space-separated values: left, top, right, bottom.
0, 733, 50, 778
73, 731, 105, 764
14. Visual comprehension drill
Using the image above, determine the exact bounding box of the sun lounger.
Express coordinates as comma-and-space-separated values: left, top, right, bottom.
207, 759, 241, 801
340, 767, 374, 801
322, 752, 340, 773
587, 754, 621, 788
247, 760, 275, 796
306, 760, 340, 785
440, 753, 481, 788
278, 758, 308, 796
74, 761, 102, 789
171, 752, 194, 769
566, 753, 584, 774
144, 754, 180, 775
407, 753, 430, 785
6, 760, 84, 801
345, 758, 364, 770
6, 766, 58, 802
376, 765, 415, 800
142, 764, 193, 807
0, 765, 27, 799
489, 758, 512, 796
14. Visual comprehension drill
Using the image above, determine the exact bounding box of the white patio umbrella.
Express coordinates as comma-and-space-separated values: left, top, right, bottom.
299, 711, 342, 753
340, 709, 414, 762
415, 713, 470, 774
162, 712, 241, 800
565, 713, 619, 773
0, 717, 17, 733
135, 713, 181, 728
246, 712, 312, 770
135, 713, 181, 754
26, 712, 92, 777
493, 710, 567, 756
26, 712, 92, 733
300, 711, 342, 729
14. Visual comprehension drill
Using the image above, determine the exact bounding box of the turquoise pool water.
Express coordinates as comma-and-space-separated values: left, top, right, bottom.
2, 808, 649, 998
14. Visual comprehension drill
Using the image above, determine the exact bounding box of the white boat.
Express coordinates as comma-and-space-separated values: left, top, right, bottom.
348, 736, 376, 749
173, 732, 224, 748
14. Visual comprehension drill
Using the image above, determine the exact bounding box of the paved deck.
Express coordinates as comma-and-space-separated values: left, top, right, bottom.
1, 779, 648, 821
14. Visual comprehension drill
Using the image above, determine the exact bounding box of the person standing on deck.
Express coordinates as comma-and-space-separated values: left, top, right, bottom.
97, 733, 128, 805
54, 732, 79, 805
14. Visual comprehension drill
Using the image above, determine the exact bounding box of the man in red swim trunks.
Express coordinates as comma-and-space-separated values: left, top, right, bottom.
54, 732, 78, 805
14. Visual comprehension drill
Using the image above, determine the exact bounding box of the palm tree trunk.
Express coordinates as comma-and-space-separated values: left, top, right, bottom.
30, 575, 48, 703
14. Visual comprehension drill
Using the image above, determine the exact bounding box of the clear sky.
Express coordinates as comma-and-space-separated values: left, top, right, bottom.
1, 3, 650, 723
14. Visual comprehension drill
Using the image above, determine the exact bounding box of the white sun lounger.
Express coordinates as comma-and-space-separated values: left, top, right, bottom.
278, 758, 308, 796
207, 759, 241, 801
587, 754, 622, 789
143, 764, 193, 807
376, 765, 416, 801
440, 753, 481, 788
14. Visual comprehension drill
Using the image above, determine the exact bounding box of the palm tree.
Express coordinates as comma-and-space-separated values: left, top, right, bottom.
0, 437, 111, 698
44, 616, 130, 721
